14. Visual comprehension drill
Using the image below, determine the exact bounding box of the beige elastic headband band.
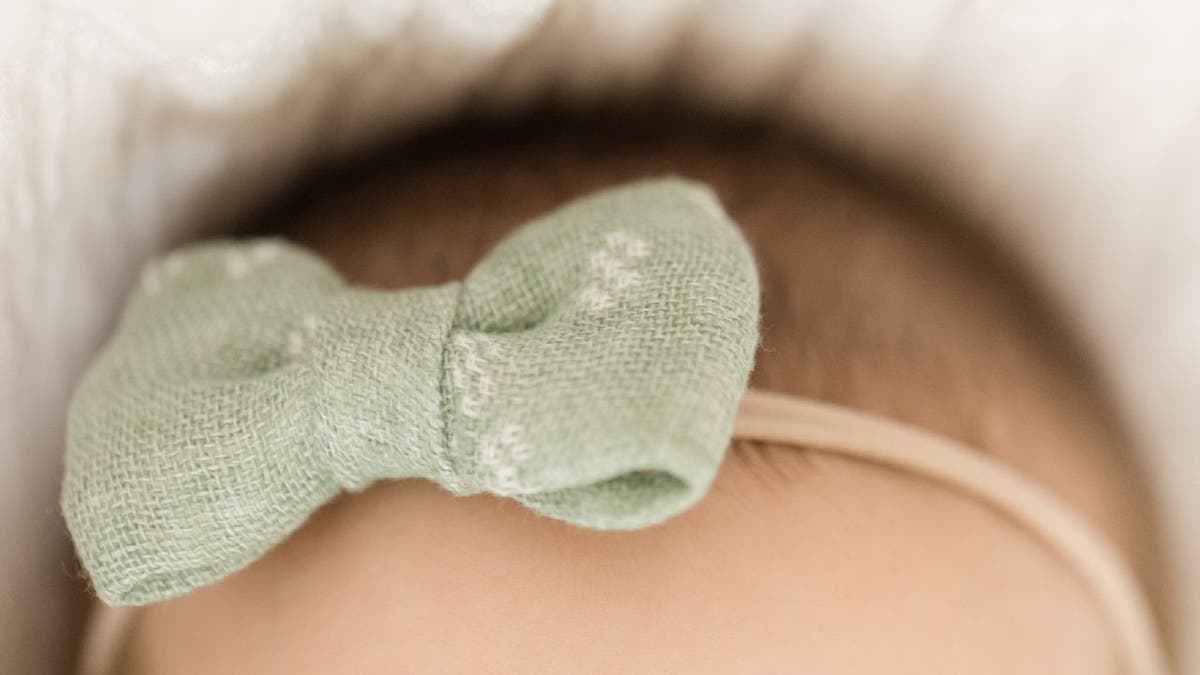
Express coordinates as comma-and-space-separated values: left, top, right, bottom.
735, 388, 1169, 675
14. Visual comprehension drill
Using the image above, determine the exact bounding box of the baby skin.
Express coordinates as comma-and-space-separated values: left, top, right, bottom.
90, 112, 1167, 673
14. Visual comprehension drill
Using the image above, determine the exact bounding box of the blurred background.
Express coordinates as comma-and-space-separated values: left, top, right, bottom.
3, 2, 1198, 673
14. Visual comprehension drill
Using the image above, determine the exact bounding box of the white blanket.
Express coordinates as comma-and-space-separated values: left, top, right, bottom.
3, 2, 1197, 672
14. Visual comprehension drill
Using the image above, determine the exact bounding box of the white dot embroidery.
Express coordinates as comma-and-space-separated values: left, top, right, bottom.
226, 242, 282, 280
252, 241, 281, 263
287, 315, 319, 357
605, 230, 650, 258
141, 267, 161, 295
448, 335, 535, 493
142, 251, 192, 295
475, 334, 503, 358
474, 421, 534, 493
688, 188, 727, 220
580, 287, 612, 311
493, 466, 519, 491
164, 253, 186, 275
462, 347, 483, 376
476, 372, 494, 398
302, 314, 320, 334
452, 334, 503, 420
459, 395, 480, 419
479, 438, 502, 466
287, 331, 304, 355
611, 269, 640, 290
589, 249, 623, 282
510, 443, 532, 462
225, 251, 249, 279
581, 230, 651, 313
500, 423, 522, 444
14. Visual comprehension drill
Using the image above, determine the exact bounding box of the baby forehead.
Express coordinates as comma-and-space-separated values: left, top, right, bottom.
121, 450, 1112, 673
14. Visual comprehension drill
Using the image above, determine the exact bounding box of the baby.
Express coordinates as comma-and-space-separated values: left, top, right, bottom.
77, 111, 1167, 673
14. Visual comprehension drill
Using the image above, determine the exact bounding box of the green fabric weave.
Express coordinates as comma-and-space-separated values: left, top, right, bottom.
63, 178, 760, 605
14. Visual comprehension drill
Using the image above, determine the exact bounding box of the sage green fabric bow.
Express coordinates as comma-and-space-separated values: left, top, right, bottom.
63, 179, 760, 605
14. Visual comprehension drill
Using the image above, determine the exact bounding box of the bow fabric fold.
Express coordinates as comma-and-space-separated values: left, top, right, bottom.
63, 178, 760, 605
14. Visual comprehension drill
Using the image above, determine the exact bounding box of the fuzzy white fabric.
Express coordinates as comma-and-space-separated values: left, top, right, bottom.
3, 2, 1198, 672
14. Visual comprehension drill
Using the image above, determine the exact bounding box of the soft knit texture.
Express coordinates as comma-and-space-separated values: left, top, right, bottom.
63, 179, 760, 605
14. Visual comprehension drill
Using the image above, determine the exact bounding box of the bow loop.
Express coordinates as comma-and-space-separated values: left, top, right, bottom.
444, 179, 759, 526
64, 178, 759, 605
65, 241, 346, 603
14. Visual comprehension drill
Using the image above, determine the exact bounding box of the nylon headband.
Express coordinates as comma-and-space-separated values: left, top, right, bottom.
734, 389, 1169, 675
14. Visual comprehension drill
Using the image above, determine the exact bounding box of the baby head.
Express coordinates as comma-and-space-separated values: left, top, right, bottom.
87, 113, 1165, 673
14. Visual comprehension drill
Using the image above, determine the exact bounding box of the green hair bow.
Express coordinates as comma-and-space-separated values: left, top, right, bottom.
63, 178, 760, 605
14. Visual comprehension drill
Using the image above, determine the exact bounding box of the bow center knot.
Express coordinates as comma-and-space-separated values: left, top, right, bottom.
307, 284, 461, 491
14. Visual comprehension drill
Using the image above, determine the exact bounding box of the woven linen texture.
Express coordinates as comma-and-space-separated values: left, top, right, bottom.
63, 178, 760, 605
